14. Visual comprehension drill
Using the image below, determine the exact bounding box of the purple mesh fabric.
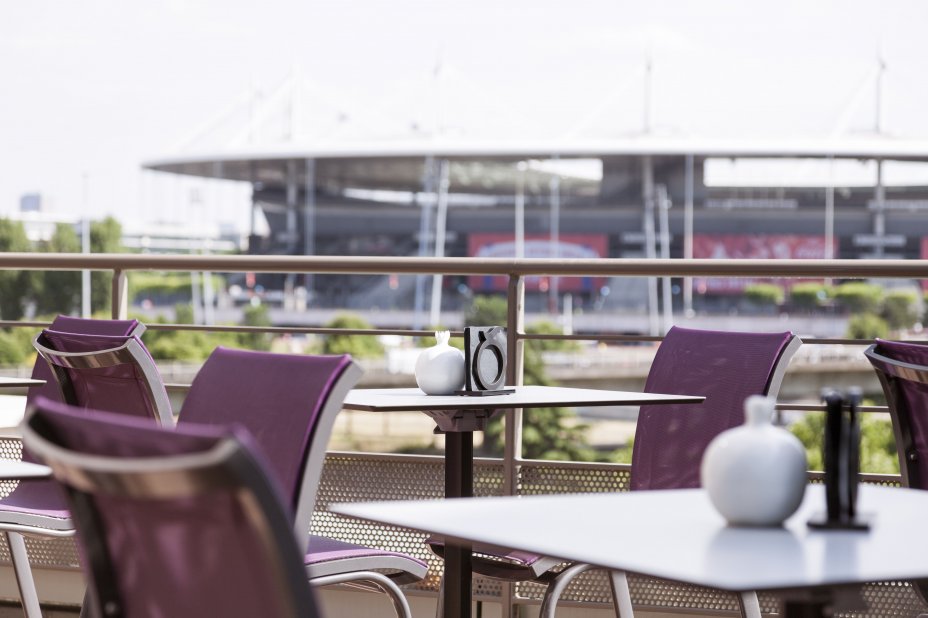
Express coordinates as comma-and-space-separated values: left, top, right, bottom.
630, 326, 793, 491
306, 535, 428, 569
39, 331, 163, 422
29, 399, 313, 618
26, 316, 141, 408
870, 339, 928, 488
178, 347, 352, 508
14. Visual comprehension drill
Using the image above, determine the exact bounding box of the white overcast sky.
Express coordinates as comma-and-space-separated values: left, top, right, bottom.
3, 0, 928, 231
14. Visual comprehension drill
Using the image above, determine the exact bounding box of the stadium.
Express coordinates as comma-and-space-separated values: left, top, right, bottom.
142, 72, 928, 327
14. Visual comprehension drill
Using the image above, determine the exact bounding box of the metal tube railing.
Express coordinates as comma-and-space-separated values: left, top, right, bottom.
1, 253, 917, 453
1, 253, 917, 612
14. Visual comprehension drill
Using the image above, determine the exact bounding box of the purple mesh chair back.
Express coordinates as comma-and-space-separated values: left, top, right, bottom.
25, 316, 143, 408
630, 326, 797, 491
33, 330, 172, 426
865, 339, 928, 489
22, 398, 321, 618
179, 347, 360, 547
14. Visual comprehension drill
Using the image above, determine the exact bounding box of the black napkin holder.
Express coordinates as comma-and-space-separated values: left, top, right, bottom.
455, 326, 514, 396
808, 388, 870, 531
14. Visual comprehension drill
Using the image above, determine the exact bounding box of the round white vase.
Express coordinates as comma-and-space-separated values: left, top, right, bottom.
415, 331, 465, 395
701, 395, 808, 526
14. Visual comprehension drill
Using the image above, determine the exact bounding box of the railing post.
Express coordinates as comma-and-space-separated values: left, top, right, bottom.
502, 273, 525, 618
111, 269, 128, 319
505, 273, 526, 473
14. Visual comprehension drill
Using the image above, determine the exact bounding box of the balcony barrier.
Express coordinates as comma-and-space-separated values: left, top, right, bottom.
0, 253, 925, 616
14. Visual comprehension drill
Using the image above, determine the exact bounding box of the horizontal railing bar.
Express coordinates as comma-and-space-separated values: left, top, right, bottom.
144, 322, 453, 337
521, 332, 883, 346
0, 253, 925, 278
0, 318, 898, 349
519, 458, 632, 472
0, 321, 50, 329
777, 403, 887, 413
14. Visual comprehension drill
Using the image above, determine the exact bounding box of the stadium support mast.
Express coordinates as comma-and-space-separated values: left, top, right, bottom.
428, 160, 451, 328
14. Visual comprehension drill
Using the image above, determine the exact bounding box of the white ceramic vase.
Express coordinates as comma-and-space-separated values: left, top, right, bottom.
701, 395, 808, 526
415, 331, 465, 395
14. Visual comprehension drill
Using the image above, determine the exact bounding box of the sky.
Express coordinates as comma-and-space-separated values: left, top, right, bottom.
3, 0, 928, 233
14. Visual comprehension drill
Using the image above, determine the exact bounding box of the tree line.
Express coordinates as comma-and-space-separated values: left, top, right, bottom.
0, 217, 123, 320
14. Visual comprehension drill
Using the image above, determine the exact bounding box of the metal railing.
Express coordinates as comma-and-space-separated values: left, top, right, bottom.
1, 253, 926, 615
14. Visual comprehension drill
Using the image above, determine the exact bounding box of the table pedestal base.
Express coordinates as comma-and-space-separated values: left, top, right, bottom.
443, 431, 474, 618
780, 585, 867, 618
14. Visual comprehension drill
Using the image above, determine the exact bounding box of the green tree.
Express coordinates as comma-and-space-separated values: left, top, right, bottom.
90, 217, 123, 314
466, 295, 508, 326
833, 282, 883, 314
789, 282, 830, 310
0, 219, 37, 320
320, 313, 384, 358
845, 312, 889, 339
465, 296, 597, 461
790, 411, 898, 474
744, 283, 784, 306
239, 304, 273, 351
35, 223, 82, 315
0, 327, 36, 366
881, 289, 919, 331
141, 305, 239, 361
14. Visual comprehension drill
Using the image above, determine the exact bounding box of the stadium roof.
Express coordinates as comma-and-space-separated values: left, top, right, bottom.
143, 134, 928, 193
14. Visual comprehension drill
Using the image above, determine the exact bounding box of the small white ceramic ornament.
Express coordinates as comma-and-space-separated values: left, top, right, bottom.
701, 395, 808, 526
415, 331, 465, 395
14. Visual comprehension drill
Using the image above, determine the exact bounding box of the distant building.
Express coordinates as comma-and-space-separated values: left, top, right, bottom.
19, 193, 43, 213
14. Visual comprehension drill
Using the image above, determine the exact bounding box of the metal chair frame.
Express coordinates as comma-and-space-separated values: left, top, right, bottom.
21, 406, 320, 618
33, 332, 174, 427
864, 342, 928, 488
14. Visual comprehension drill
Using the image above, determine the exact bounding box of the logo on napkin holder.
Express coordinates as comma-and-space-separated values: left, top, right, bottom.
456, 326, 514, 396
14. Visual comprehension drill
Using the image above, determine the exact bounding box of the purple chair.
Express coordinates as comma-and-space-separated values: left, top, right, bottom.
0, 316, 156, 618
865, 339, 928, 604
431, 326, 801, 618
865, 339, 928, 489
32, 330, 173, 426
21, 398, 323, 618
179, 347, 427, 618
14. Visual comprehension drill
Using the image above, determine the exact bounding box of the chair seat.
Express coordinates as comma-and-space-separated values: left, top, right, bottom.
0, 480, 72, 528
427, 535, 563, 579
306, 534, 428, 584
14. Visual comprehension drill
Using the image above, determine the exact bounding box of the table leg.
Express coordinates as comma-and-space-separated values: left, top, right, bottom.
781, 600, 827, 618
443, 431, 474, 618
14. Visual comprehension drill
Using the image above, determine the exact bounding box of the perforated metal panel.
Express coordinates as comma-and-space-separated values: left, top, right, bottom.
520, 461, 631, 495
311, 452, 505, 596
838, 581, 928, 617
0, 438, 23, 498
0, 438, 80, 569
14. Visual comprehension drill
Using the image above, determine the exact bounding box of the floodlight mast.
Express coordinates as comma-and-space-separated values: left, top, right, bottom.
81, 173, 91, 319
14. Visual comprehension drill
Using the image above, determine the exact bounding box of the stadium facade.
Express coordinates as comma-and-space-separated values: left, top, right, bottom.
140, 71, 928, 322
144, 137, 928, 317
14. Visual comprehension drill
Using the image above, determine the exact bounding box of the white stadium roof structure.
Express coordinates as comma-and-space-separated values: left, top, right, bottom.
138, 68, 928, 332
141, 65, 928, 193
143, 135, 928, 194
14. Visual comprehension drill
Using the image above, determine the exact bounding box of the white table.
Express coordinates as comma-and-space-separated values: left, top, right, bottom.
342, 385, 705, 618
0, 460, 50, 480
335, 485, 928, 617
